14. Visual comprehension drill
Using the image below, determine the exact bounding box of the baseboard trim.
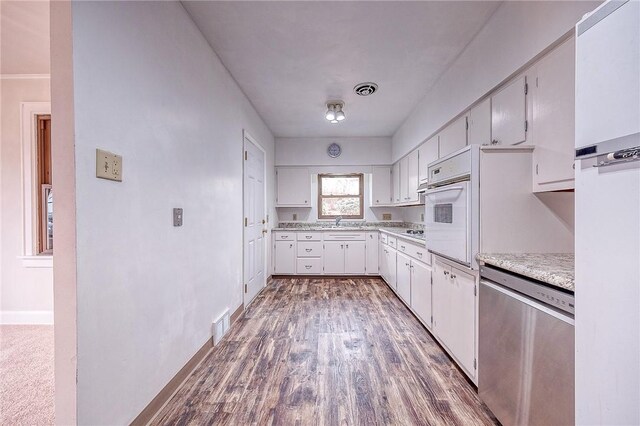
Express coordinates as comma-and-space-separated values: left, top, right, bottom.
131, 338, 212, 426
230, 303, 244, 324
0, 310, 54, 325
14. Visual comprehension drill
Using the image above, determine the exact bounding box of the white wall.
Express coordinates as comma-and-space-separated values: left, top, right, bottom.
67, 2, 274, 424
0, 77, 53, 324
276, 137, 391, 166
392, 0, 600, 162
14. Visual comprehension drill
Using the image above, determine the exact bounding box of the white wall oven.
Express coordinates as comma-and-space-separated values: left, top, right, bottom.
425, 146, 479, 268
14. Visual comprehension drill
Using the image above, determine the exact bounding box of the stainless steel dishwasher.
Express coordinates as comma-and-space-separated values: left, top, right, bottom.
479, 265, 575, 426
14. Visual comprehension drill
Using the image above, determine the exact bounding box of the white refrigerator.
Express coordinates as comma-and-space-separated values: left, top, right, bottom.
575, 0, 640, 424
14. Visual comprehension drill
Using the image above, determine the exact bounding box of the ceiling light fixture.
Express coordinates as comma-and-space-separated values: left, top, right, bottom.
325, 101, 345, 123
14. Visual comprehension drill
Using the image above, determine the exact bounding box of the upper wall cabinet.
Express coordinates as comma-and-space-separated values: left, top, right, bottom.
276, 167, 310, 207
400, 156, 410, 202
407, 149, 420, 203
531, 37, 576, 192
468, 98, 492, 146
491, 75, 528, 146
371, 166, 392, 205
439, 114, 468, 158
392, 162, 401, 204
419, 136, 439, 183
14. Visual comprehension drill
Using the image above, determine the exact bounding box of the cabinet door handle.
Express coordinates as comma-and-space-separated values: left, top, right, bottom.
305, 265, 312, 269
400, 245, 405, 250
341, 245, 344, 249
451, 274, 456, 280
281, 235, 288, 239
305, 248, 312, 252
444, 271, 449, 276
305, 236, 312, 239
290, 244, 293, 248
406, 263, 410, 267
416, 252, 422, 257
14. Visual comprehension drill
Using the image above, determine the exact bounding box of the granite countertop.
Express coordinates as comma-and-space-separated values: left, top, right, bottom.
272, 222, 426, 244
477, 253, 575, 292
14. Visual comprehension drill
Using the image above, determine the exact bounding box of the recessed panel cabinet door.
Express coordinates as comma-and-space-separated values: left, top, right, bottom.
379, 243, 388, 282
439, 115, 468, 158
371, 166, 392, 205
400, 156, 409, 202
532, 37, 576, 190
323, 241, 345, 274
432, 258, 452, 347
419, 136, 439, 183
468, 98, 492, 146
448, 266, 476, 376
491, 76, 527, 146
392, 162, 401, 204
387, 248, 397, 289
407, 149, 420, 202
411, 260, 432, 328
396, 252, 412, 304
366, 232, 379, 275
274, 241, 295, 274
276, 167, 310, 206
345, 241, 366, 274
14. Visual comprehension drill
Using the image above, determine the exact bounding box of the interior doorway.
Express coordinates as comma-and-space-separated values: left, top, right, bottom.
243, 131, 267, 306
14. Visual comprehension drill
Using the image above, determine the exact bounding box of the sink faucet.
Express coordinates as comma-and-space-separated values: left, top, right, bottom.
335, 216, 343, 227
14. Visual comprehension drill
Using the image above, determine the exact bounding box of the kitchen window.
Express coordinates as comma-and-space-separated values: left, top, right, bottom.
317, 174, 364, 219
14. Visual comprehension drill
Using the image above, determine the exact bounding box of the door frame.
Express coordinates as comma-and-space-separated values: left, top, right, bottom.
242, 130, 268, 307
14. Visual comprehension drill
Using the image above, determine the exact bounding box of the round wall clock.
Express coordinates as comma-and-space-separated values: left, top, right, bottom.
327, 143, 342, 158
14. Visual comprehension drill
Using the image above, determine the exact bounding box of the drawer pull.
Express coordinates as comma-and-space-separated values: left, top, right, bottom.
305, 248, 312, 252
400, 245, 406, 250
281, 235, 288, 239
305, 265, 312, 269
305, 236, 312, 239
416, 252, 423, 257
451, 274, 456, 280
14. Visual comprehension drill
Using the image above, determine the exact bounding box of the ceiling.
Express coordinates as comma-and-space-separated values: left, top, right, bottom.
0, 1, 50, 74
183, 1, 501, 138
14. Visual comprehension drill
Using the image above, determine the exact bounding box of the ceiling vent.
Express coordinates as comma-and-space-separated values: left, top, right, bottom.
353, 82, 378, 97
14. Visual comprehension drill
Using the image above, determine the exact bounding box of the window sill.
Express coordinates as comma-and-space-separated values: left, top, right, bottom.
19, 255, 53, 268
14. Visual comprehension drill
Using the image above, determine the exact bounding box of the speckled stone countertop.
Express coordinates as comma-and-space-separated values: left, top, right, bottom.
272, 222, 426, 244
477, 253, 575, 292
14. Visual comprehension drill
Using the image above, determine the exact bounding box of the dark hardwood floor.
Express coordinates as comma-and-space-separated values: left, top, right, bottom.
151, 277, 497, 425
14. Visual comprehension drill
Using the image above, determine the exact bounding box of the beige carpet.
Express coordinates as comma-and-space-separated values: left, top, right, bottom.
0, 325, 54, 425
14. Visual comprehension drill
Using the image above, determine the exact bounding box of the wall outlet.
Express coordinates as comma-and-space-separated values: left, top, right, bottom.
383, 213, 392, 220
173, 208, 183, 227
212, 309, 230, 345
96, 149, 122, 182
292, 213, 298, 221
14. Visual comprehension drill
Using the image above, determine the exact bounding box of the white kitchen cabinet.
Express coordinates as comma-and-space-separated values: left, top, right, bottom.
371, 166, 392, 205
432, 257, 477, 378
392, 162, 401, 204
323, 241, 345, 274
400, 156, 409, 202
380, 245, 397, 288
396, 252, 412, 304
439, 115, 468, 158
491, 75, 528, 146
274, 240, 296, 274
419, 136, 439, 183
532, 37, 576, 192
407, 149, 420, 203
411, 260, 432, 328
379, 240, 388, 282
468, 98, 492, 146
344, 241, 366, 274
366, 232, 379, 275
276, 167, 310, 207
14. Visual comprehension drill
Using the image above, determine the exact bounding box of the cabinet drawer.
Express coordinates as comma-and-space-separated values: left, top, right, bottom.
380, 233, 388, 244
297, 232, 322, 241
274, 232, 296, 241
398, 240, 431, 265
296, 258, 323, 274
323, 232, 366, 241
297, 241, 322, 257
387, 237, 397, 248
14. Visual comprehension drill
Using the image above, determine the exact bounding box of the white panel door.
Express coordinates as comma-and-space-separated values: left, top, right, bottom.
371, 166, 392, 205
323, 241, 345, 274
396, 252, 412, 304
365, 232, 379, 275
392, 162, 401, 204
345, 241, 366, 274
432, 258, 452, 346
449, 266, 476, 376
411, 260, 432, 328
492, 76, 527, 145
274, 241, 295, 275
407, 149, 420, 202
439, 115, 468, 158
468, 98, 492, 146
276, 167, 310, 206
532, 37, 576, 189
419, 136, 439, 183
244, 136, 266, 305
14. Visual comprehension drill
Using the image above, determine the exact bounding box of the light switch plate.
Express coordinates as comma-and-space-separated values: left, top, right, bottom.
383, 213, 392, 220
292, 213, 297, 221
421, 213, 425, 222
173, 208, 183, 227
96, 149, 122, 182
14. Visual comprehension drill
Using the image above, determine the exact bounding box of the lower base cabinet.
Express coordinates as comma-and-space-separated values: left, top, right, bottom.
380, 245, 397, 288
274, 240, 295, 274
366, 232, 379, 275
396, 252, 412, 303
324, 241, 345, 274
324, 240, 366, 275
432, 256, 477, 378
410, 260, 432, 328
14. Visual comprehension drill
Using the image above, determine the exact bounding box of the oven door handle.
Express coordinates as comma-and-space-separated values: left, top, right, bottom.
426, 186, 464, 196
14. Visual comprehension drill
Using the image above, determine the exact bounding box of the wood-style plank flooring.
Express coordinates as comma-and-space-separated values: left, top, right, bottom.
152, 277, 497, 425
